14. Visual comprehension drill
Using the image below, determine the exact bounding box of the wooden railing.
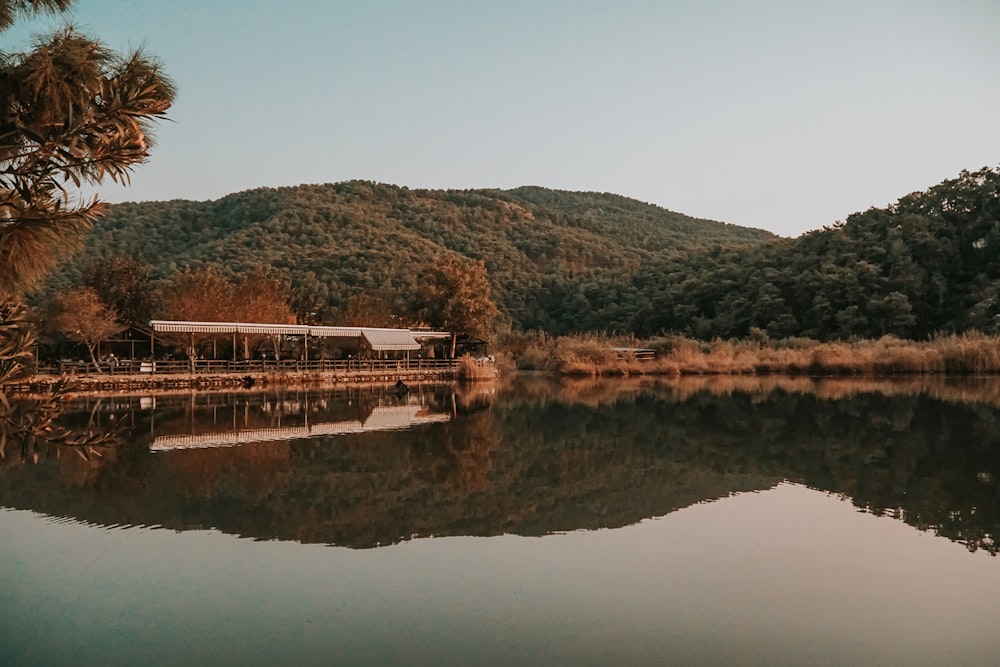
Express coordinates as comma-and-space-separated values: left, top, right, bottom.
48, 358, 461, 376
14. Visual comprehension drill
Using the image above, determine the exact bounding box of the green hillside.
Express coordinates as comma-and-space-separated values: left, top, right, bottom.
42, 166, 1000, 341
43, 182, 774, 333
627, 166, 1000, 340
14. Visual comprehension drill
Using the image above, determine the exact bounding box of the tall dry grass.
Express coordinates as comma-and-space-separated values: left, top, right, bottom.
456, 354, 500, 381
500, 332, 1000, 377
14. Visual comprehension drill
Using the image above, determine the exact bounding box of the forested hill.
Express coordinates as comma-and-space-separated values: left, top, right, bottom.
45, 167, 1000, 340
46, 182, 774, 332
625, 166, 1000, 340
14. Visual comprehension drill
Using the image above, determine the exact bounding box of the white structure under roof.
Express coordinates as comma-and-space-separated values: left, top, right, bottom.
362, 328, 420, 351
148, 320, 449, 352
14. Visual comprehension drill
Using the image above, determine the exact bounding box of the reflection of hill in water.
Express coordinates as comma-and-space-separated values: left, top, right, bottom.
1, 378, 998, 552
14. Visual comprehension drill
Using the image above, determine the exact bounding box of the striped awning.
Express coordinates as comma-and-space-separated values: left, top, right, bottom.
148, 320, 444, 344
150, 320, 361, 336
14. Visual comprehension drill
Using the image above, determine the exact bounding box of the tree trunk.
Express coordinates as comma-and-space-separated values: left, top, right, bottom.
86, 344, 103, 373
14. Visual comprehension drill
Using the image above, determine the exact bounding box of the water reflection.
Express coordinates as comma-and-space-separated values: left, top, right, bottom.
0, 376, 998, 553
147, 386, 452, 451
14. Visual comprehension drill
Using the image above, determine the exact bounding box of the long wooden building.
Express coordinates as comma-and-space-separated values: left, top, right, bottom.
148, 320, 452, 360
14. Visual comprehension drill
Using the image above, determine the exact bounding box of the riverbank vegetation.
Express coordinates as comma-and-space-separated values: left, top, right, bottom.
504, 331, 1000, 377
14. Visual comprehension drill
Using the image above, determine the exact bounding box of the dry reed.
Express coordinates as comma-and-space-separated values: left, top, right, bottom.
457, 354, 499, 381
503, 332, 1000, 377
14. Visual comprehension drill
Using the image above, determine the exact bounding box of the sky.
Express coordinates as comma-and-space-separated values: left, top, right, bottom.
4, 0, 999, 237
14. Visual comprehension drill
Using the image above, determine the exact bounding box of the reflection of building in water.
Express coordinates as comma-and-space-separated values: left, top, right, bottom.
150, 403, 450, 451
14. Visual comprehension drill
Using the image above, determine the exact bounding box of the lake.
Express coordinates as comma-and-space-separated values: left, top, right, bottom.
2, 374, 999, 666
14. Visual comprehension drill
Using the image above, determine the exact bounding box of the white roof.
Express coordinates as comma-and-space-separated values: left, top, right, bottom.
362, 328, 420, 351
150, 320, 360, 336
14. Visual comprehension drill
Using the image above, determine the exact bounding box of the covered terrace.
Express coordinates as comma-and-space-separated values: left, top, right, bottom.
59, 320, 462, 376
149, 320, 452, 361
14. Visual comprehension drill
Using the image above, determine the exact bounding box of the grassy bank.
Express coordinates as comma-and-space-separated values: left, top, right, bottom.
502, 332, 1000, 376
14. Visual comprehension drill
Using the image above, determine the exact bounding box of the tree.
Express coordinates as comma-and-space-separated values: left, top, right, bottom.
0, 299, 34, 384
162, 267, 231, 323
83, 253, 158, 327
236, 266, 296, 325
867, 291, 917, 337
289, 270, 329, 324
0, 1, 70, 29
415, 254, 499, 357
0, 0, 172, 453
1, 17, 175, 296
49, 287, 124, 368
340, 292, 399, 328
161, 266, 297, 360
161, 267, 232, 360
233, 266, 296, 359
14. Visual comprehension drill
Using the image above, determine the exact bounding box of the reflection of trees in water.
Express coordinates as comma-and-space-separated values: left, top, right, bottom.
162, 442, 292, 497
504, 374, 997, 558
514, 373, 1000, 408
0, 394, 125, 472
410, 409, 498, 492
0, 378, 998, 553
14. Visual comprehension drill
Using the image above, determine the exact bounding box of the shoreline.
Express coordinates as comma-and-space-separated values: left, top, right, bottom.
2, 366, 466, 395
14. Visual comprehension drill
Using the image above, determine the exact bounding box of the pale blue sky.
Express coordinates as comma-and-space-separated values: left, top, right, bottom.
5, 0, 999, 237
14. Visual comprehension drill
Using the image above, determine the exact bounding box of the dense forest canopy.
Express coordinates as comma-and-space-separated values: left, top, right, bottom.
38, 166, 1000, 341
629, 166, 1000, 340
40, 183, 773, 333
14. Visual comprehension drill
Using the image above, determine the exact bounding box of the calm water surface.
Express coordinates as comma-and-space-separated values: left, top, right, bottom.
2, 375, 999, 666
